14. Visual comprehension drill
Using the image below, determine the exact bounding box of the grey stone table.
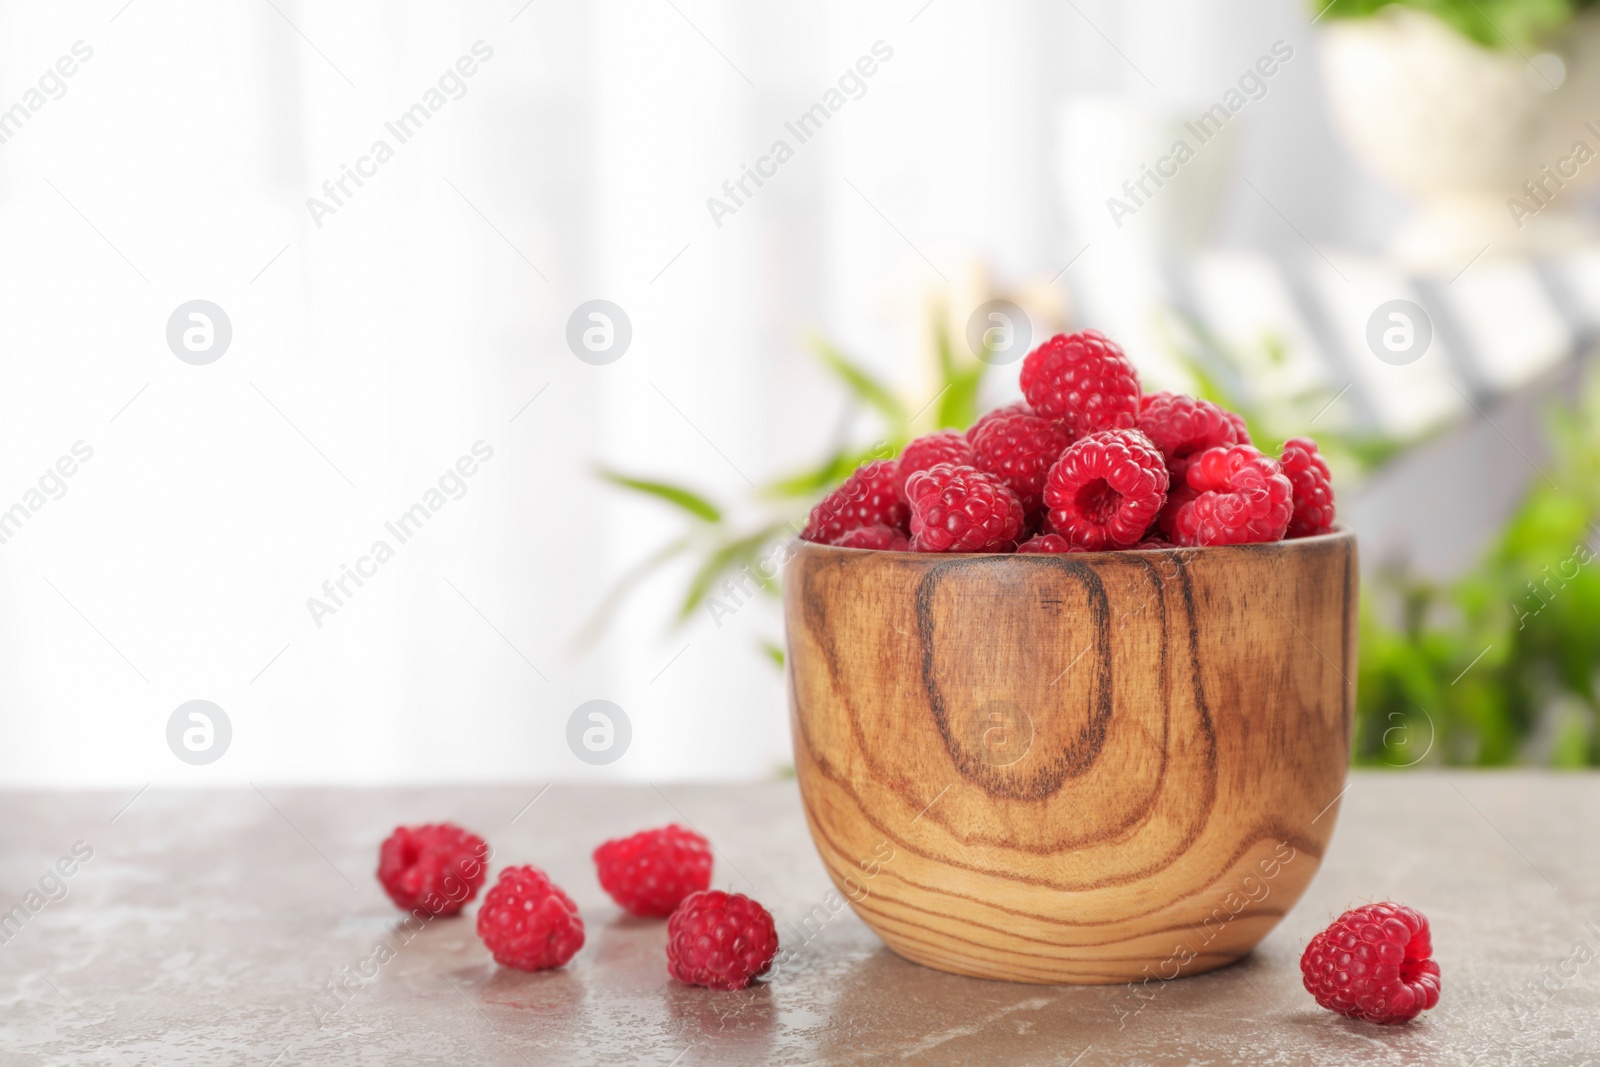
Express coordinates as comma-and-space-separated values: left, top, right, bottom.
1, 772, 1597, 1066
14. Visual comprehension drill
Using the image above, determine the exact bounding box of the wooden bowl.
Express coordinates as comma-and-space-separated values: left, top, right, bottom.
784, 529, 1356, 985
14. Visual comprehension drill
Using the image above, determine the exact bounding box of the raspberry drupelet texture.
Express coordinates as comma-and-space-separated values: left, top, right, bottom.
1168, 444, 1293, 546
476, 866, 585, 971
1015, 533, 1081, 554
1136, 392, 1250, 481
1301, 902, 1441, 1024
968, 407, 1074, 515
834, 524, 910, 551
1281, 436, 1337, 538
1043, 429, 1169, 550
593, 824, 713, 918
896, 431, 973, 499
1019, 331, 1141, 436
377, 823, 490, 917
965, 401, 1034, 442
666, 889, 779, 990
800, 459, 908, 544
903, 463, 1026, 553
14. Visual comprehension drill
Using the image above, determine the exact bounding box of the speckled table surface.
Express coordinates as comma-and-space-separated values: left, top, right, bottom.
1, 772, 1597, 1066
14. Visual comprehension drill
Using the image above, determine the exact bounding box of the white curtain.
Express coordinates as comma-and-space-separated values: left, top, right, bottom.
0, 0, 1386, 786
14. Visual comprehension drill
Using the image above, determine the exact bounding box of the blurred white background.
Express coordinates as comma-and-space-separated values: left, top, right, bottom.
0, 0, 1445, 786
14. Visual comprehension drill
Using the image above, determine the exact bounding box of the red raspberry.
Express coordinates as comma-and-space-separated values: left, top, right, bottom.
1301, 903, 1441, 1024
1043, 429, 1169, 550
592, 824, 713, 918
1225, 409, 1252, 444
1015, 533, 1082, 554
1169, 445, 1293, 546
476, 866, 585, 971
377, 823, 489, 917
666, 889, 779, 990
801, 460, 908, 544
965, 401, 1033, 442
834, 524, 910, 551
968, 408, 1073, 515
1281, 437, 1336, 537
903, 464, 1025, 553
1019, 331, 1141, 436
1136, 536, 1178, 550
1136, 392, 1248, 482
896, 431, 972, 499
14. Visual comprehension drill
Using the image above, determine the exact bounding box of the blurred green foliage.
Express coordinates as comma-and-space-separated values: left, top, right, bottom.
1314, 0, 1598, 49
584, 315, 987, 665
1355, 370, 1600, 767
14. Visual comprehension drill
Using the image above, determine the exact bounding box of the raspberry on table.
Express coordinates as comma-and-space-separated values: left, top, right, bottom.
1043, 429, 1169, 550
377, 823, 490, 917
1281, 436, 1337, 537
1301, 902, 1441, 1024
476, 866, 585, 971
968, 407, 1074, 515
666, 889, 779, 990
1136, 536, 1177, 550
1168, 444, 1293, 546
1019, 330, 1141, 437
1015, 533, 1082, 554
1136, 392, 1249, 481
593, 824, 713, 918
903, 463, 1025, 553
834, 525, 910, 551
896, 431, 973, 499
801, 460, 908, 545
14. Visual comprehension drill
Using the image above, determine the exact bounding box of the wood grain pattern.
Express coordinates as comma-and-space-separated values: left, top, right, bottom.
784, 530, 1357, 985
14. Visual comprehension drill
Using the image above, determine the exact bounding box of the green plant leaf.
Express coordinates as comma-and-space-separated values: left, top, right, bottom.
932, 314, 985, 430
677, 524, 788, 621
812, 338, 908, 429
596, 468, 722, 522
760, 640, 785, 668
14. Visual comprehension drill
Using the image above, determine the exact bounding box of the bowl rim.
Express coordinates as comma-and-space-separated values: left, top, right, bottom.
792, 524, 1354, 560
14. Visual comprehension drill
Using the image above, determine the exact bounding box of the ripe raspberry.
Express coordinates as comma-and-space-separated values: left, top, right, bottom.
1136, 392, 1248, 481
1019, 331, 1141, 436
1169, 445, 1293, 546
1281, 437, 1337, 538
896, 431, 973, 499
903, 464, 1025, 553
1136, 536, 1177, 550
1301, 903, 1441, 1024
666, 889, 779, 990
968, 408, 1074, 515
593, 825, 713, 918
965, 401, 1034, 442
834, 524, 910, 551
476, 866, 585, 971
1015, 533, 1082, 554
801, 460, 908, 544
377, 823, 489, 917
1043, 429, 1169, 550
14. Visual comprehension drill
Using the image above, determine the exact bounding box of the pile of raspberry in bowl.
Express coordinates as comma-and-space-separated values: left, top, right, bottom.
800, 329, 1336, 553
